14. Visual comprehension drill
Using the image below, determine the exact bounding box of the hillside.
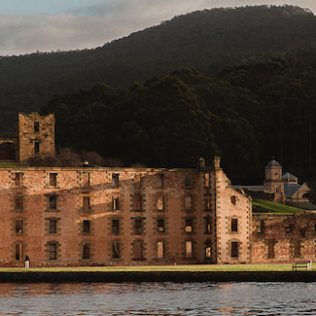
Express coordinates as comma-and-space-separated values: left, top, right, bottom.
1, 5, 316, 132
41, 52, 316, 184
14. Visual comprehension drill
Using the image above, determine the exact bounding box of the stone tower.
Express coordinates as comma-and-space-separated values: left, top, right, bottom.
264, 160, 284, 200
18, 113, 55, 162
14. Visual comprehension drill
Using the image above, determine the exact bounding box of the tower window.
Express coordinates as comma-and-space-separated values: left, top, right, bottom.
157, 218, 165, 233
205, 240, 212, 259
15, 196, 23, 211
15, 242, 24, 261
185, 241, 193, 258
112, 197, 120, 211
15, 219, 24, 234
231, 218, 238, 232
185, 195, 192, 211
157, 174, 164, 189
256, 220, 265, 234
48, 242, 58, 260
82, 197, 91, 212
82, 220, 91, 234
231, 196, 237, 205
82, 243, 91, 260
267, 240, 275, 259
112, 219, 120, 234
48, 219, 57, 234
204, 216, 211, 234
133, 218, 144, 235
156, 241, 165, 259
156, 196, 164, 211
231, 241, 239, 258
49, 173, 57, 187
48, 195, 57, 210
14, 173, 22, 186
133, 240, 144, 260
204, 173, 210, 188
34, 140, 40, 155
112, 242, 121, 259
133, 193, 142, 211
204, 195, 211, 211
294, 240, 301, 258
112, 174, 119, 188
184, 175, 192, 188
34, 121, 40, 133
185, 218, 193, 233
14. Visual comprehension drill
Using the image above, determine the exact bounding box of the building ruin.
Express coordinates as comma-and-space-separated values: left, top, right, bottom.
0, 113, 315, 266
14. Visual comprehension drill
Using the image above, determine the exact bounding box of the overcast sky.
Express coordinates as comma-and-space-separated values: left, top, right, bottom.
0, 0, 315, 56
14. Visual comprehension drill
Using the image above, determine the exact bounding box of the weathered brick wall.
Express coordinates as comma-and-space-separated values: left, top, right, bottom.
251, 213, 316, 263
0, 167, 213, 267
213, 162, 252, 264
18, 113, 55, 162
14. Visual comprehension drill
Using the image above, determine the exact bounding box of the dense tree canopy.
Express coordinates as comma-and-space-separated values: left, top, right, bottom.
41, 52, 316, 184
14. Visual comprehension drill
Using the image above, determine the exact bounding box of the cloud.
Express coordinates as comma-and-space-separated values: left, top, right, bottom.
0, 0, 315, 56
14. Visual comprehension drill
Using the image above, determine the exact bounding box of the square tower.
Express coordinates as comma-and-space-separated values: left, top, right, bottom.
18, 113, 55, 162
263, 159, 283, 194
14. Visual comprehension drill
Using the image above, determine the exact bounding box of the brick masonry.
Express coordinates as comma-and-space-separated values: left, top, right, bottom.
18, 113, 55, 162
0, 161, 252, 267
251, 213, 316, 263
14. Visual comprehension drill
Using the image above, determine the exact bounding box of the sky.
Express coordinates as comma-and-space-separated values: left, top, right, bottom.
0, 0, 315, 56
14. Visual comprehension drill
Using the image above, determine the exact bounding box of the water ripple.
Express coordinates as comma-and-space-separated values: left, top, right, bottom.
0, 282, 315, 315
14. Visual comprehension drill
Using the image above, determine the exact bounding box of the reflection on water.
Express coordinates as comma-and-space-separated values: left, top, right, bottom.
0, 282, 315, 315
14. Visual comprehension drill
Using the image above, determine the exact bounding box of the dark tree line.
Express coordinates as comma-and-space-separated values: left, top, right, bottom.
41, 52, 316, 184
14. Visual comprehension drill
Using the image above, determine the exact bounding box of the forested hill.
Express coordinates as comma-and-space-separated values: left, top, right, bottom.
41, 53, 316, 184
1, 5, 316, 132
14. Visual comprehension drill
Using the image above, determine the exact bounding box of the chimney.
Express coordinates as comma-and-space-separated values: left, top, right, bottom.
214, 156, 221, 171
198, 157, 206, 170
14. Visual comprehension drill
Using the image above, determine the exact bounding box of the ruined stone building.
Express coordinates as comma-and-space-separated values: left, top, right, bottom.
0, 113, 315, 267
0, 112, 55, 163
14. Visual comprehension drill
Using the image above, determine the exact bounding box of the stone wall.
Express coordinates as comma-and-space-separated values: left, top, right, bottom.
0, 167, 214, 267
251, 213, 316, 263
213, 159, 252, 264
18, 113, 55, 162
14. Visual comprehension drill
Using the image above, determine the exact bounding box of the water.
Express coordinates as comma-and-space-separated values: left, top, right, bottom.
0, 282, 315, 315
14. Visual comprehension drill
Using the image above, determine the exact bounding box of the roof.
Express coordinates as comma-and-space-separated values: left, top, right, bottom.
267, 160, 281, 167
283, 172, 297, 181
284, 183, 301, 198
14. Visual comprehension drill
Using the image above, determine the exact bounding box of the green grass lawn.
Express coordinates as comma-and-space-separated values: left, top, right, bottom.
0, 161, 24, 168
253, 199, 303, 214
0, 263, 314, 273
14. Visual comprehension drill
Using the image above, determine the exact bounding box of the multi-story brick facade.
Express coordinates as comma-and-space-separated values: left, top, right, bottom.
0, 160, 251, 267
3, 112, 316, 267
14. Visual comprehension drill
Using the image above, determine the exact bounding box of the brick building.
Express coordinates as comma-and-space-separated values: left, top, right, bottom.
0, 113, 315, 267
0, 113, 252, 266
0, 160, 252, 267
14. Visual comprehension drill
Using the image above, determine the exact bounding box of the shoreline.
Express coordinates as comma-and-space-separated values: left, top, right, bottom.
0, 271, 316, 283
